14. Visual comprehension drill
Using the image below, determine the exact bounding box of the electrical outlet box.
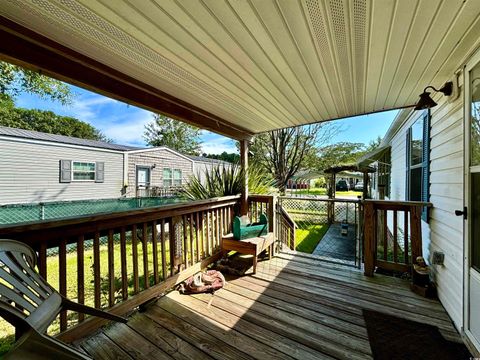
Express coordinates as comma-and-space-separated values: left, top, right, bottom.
432, 251, 445, 265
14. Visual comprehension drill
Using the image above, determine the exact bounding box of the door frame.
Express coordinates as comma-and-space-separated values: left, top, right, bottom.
463, 47, 480, 352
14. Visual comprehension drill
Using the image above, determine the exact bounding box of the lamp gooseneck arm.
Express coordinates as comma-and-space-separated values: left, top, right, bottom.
423, 85, 440, 93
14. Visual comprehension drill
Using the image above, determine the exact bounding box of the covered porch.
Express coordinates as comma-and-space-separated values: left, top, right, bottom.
77, 251, 460, 360
0, 0, 479, 358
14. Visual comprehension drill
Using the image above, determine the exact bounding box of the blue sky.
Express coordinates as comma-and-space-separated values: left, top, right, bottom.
15, 84, 397, 153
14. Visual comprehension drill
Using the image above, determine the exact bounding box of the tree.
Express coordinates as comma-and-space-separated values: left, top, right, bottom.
0, 99, 111, 142
364, 136, 382, 153
144, 114, 202, 155
0, 61, 72, 105
202, 151, 240, 163
316, 142, 366, 171
250, 123, 339, 194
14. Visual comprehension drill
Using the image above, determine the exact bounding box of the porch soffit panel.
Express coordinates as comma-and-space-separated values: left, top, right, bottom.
1, 0, 480, 135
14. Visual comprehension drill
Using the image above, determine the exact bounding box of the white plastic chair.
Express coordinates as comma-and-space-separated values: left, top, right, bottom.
0, 239, 127, 359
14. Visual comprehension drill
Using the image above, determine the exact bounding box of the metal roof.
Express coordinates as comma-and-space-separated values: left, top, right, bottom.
1, 0, 479, 138
186, 155, 232, 165
0, 126, 142, 151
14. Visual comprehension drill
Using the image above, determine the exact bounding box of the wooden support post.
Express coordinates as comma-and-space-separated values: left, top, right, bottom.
410, 205, 423, 262
363, 172, 369, 199
327, 173, 335, 223
240, 139, 249, 216
363, 201, 376, 276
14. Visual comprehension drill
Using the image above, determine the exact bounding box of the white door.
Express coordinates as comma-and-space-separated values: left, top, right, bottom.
465, 50, 480, 350
136, 167, 150, 188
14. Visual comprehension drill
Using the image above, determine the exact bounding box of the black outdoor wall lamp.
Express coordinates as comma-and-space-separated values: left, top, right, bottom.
414, 81, 453, 110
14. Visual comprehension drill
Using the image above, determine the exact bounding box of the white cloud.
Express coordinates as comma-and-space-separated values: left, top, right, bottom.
101, 112, 152, 146
200, 134, 237, 154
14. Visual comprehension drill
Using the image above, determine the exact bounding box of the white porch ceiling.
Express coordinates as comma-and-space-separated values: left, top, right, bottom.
1, 0, 480, 134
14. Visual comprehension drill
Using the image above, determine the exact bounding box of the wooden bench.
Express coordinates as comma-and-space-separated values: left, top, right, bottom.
221, 232, 275, 274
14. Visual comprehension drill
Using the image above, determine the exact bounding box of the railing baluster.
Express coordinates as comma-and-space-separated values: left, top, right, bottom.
131, 224, 139, 294
152, 221, 159, 284
383, 209, 388, 261
38, 242, 47, 279
77, 235, 85, 323
393, 210, 398, 263
206, 211, 211, 257
142, 223, 149, 289
93, 232, 101, 308
189, 215, 194, 265
168, 218, 175, 276
404, 210, 409, 264
59, 238, 67, 331
183, 215, 189, 268
195, 212, 200, 262
215, 208, 220, 250
120, 227, 128, 300
107, 229, 115, 307
160, 219, 167, 280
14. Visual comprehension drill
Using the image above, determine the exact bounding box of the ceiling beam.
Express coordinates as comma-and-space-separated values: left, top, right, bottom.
0, 16, 254, 141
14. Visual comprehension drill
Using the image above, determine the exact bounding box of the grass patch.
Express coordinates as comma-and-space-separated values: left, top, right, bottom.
293, 188, 362, 198
294, 188, 327, 196
0, 234, 177, 356
295, 222, 330, 254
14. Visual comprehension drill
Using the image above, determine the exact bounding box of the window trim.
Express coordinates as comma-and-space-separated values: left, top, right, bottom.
71, 160, 96, 182
406, 111, 430, 221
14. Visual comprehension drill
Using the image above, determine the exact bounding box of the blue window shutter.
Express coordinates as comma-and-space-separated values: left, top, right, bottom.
95, 162, 105, 183
59, 160, 71, 183
405, 130, 411, 200
422, 111, 431, 221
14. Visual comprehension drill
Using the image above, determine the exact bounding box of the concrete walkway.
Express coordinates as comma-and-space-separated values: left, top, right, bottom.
312, 223, 356, 263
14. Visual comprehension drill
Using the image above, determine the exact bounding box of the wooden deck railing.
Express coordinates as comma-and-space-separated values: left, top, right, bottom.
248, 194, 275, 232
277, 204, 296, 250
0, 195, 240, 341
363, 200, 432, 276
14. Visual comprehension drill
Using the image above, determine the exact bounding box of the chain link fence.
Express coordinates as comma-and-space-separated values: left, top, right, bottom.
279, 197, 361, 267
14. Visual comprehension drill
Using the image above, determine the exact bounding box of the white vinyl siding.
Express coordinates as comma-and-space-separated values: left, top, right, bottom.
0, 139, 124, 204
387, 92, 464, 330
126, 148, 193, 196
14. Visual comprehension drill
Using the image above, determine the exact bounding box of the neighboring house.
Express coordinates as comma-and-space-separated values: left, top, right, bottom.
0, 127, 230, 204
187, 155, 233, 185
358, 47, 480, 344
126, 148, 194, 197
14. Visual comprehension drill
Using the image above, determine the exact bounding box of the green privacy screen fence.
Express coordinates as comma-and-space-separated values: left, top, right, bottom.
0, 197, 185, 226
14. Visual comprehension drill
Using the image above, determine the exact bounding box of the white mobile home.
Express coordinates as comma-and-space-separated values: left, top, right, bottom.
0, 127, 128, 204
361, 47, 480, 349
0, 127, 230, 204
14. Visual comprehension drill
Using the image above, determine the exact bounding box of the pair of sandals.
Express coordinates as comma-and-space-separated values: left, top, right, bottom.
177, 270, 226, 294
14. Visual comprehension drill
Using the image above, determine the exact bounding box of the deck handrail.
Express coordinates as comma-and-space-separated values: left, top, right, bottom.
0, 195, 243, 343
0, 195, 240, 241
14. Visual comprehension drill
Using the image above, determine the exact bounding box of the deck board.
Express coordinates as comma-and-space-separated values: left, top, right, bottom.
79, 252, 461, 359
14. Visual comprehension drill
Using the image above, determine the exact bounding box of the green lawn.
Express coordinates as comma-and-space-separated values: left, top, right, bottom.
294, 188, 362, 198
0, 235, 178, 355
295, 221, 330, 253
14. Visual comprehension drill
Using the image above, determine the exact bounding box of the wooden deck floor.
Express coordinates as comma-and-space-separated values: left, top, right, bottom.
77, 252, 461, 360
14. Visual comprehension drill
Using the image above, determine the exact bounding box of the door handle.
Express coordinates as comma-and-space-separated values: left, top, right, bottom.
455, 207, 467, 220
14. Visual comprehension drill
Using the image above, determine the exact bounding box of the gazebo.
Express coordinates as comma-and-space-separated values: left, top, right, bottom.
323, 164, 376, 200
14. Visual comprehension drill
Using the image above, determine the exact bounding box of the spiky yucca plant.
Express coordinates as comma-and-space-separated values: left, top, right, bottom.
181, 163, 274, 200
